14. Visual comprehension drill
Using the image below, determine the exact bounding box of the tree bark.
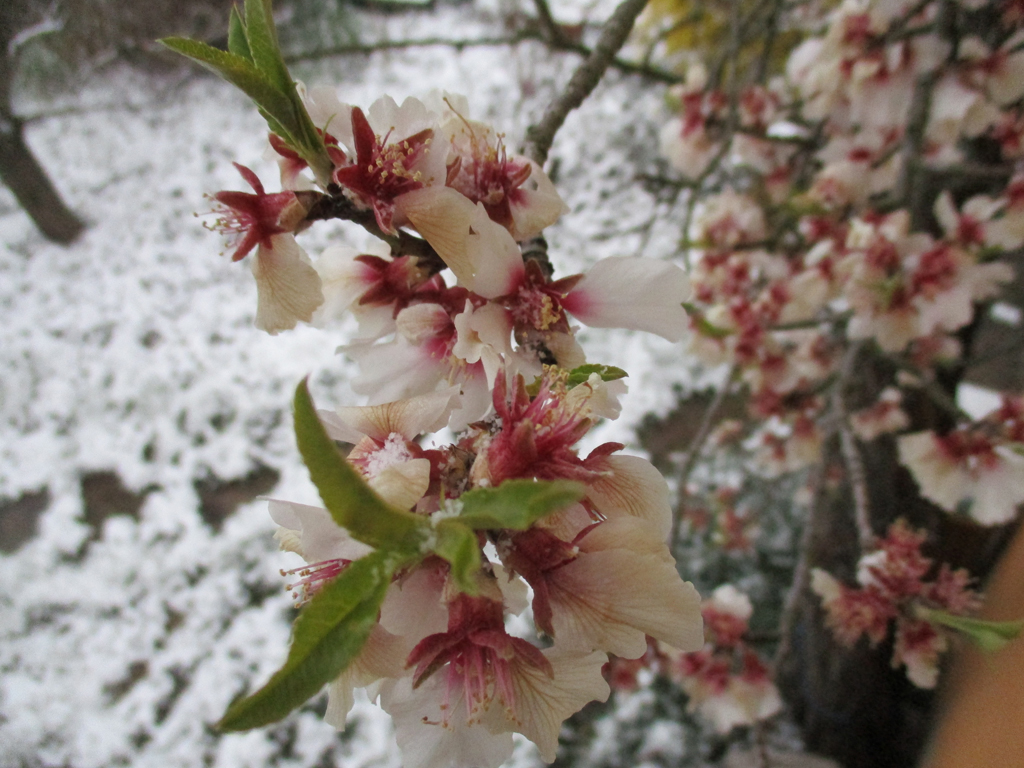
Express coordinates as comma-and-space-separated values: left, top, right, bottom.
0, 1, 86, 245
0, 109, 86, 244
775, 347, 1020, 768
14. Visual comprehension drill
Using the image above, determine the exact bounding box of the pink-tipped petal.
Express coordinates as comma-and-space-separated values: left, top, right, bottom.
563, 257, 690, 342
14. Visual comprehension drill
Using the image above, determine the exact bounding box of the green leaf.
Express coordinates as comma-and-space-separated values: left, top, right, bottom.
240, 0, 332, 183
227, 5, 253, 61
918, 607, 1024, 653
566, 364, 628, 389
682, 302, 733, 339
454, 479, 585, 531
432, 520, 481, 594
293, 379, 428, 553
218, 550, 399, 731
159, 38, 299, 139
244, 0, 292, 91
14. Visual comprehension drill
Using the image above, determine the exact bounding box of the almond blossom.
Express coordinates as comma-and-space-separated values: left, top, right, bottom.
898, 426, 1024, 524
669, 585, 782, 733
208, 164, 324, 333
811, 520, 984, 688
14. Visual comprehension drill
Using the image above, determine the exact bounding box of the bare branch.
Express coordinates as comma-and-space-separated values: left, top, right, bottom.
523, 0, 653, 167
832, 343, 875, 552
531, 0, 565, 46
284, 29, 679, 86
302, 189, 447, 273
671, 365, 739, 548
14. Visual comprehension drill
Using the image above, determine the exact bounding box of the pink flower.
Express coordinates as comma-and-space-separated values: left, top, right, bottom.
210, 164, 310, 262
892, 617, 946, 689
669, 585, 780, 733
333, 98, 447, 234
850, 387, 909, 441
898, 429, 1024, 524
442, 111, 567, 240
385, 590, 610, 766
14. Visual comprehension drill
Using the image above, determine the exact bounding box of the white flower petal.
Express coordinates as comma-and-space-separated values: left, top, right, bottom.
563, 257, 690, 342
252, 235, 324, 334
381, 676, 515, 768
368, 458, 431, 510
549, 521, 703, 657
267, 500, 372, 563
505, 648, 610, 763
320, 388, 460, 443
584, 454, 672, 539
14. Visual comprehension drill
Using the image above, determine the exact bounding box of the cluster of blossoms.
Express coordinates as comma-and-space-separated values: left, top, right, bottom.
214, 91, 689, 427
658, 0, 1024, 525
811, 519, 983, 688
673, 585, 781, 733
604, 585, 781, 733
208, 86, 706, 766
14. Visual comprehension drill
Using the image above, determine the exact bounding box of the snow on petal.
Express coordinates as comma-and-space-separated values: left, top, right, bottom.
252, 234, 324, 334
562, 257, 691, 342
367, 457, 431, 510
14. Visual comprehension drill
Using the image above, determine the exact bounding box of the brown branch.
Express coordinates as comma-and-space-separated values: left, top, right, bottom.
302, 189, 447, 273
284, 29, 679, 86
523, 0, 653, 167
671, 365, 739, 548
772, 456, 826, 672
531, 0, 566, 46
832, 342, 875, 552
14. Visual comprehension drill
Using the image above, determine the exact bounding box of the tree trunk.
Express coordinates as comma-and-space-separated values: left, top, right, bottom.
0, 1, 86, 246
0, 109, 86, 244
776, 347, 1020, 768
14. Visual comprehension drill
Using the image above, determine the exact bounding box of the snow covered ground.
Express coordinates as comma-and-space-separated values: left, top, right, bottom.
0, 3, 702, 766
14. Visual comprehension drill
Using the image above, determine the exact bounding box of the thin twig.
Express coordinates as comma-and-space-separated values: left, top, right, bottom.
284, 29, 680, 85
671, 365, 739, 547
772, 457, 826, 672
523, 0, 653, 167
832, 343, 875, 552
302, 189, 447, 273
531, 0, 566, 46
